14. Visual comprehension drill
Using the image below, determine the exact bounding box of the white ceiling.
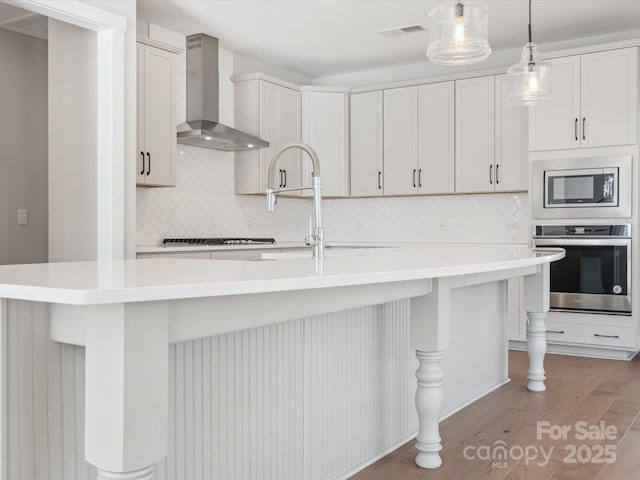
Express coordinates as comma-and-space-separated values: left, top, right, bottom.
137, 0, 640, 79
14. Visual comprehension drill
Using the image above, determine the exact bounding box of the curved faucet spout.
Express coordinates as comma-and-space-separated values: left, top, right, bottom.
267, 142, 321, 191
266, 142, 324, 259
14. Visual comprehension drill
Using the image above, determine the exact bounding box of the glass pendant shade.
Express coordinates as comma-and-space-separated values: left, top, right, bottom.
507, 43, 554, 106
427, 1, 491, 65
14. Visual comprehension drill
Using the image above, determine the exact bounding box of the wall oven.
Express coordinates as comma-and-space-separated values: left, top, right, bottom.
534, 224, 631, 315
531, 155, 632, 219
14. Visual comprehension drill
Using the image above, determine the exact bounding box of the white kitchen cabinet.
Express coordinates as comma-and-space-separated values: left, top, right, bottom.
529, 47, 638, 151
234, 75, 301, 195
350, 91, 384, 197
494, 74, 528, 191
136, 42, 177, 187
383, 86, 418, 196
418, 81, 455, 194
301, 87, 350, 197
455, 76, 495, 193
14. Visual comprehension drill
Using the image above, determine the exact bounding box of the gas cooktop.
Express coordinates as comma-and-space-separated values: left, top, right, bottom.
162, 238, 276, 246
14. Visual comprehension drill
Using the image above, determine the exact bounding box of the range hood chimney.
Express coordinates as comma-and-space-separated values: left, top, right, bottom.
177, 34, 268, 151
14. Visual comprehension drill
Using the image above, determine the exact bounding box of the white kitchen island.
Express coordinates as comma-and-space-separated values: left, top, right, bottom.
0, 244, 563, 480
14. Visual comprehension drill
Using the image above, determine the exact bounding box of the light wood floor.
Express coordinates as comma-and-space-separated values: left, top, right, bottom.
349, 350, 640, 480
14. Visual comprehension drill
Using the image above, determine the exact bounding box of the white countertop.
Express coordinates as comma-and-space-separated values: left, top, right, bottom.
0, 244, 563, 305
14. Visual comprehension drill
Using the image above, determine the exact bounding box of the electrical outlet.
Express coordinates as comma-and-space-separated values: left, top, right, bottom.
17, 209, 28, 225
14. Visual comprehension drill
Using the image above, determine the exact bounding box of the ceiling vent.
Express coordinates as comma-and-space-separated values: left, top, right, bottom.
377, 24, 426, 37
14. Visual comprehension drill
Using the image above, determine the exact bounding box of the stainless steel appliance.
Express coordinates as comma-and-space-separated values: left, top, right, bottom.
176, 34, 269, 151
531, 155, 632, 219
534, 224, 631, 315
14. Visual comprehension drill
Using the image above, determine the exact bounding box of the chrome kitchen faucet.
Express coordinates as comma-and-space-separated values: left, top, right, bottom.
266, 143, 324, 259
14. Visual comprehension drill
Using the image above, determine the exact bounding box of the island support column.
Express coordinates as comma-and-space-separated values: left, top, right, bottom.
409, 279, 450, 469
523, 264, 550, 392
84, 302, 169, 480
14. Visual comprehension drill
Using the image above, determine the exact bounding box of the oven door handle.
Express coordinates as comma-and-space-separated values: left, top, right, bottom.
534, 238, 630, 247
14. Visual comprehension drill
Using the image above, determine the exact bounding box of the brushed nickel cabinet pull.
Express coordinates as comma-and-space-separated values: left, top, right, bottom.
547, 330, 565, 334
140, 151, 145, 175
583, 117, 586, 141
418, 169, 422, 188
146, 152, 151, 175
496, 164, 499, 185
575, 118, 578, 141
489, 164, 493, 185
378, 171, 382, 190
412, 169, 416, 188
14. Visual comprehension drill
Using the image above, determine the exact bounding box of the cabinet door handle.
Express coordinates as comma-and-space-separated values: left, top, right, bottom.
495, 164, 499, 185
283, 169, 287, 188
575, 118, 578, 141
418, 169, 422, 188
594, 333, 619, 339
378, 171, 382, 190
582, 117, 586, 141
140, 151, 145, 175
412, 169, 416, 188
146, 152, 151, 175
279, 169, 283, 188
489, 165, 493, 185
547, 330, 565, 334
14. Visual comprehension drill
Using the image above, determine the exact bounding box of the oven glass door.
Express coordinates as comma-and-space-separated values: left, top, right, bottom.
545, 168, 617, 208
537, 239, 631, 314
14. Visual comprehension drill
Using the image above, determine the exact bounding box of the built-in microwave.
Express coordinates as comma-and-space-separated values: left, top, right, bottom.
532, 156, 632, 219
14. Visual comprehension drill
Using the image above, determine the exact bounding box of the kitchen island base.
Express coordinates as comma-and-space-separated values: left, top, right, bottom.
0, 246, 560, 479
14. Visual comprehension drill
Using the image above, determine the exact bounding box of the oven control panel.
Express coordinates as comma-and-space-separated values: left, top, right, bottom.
535, 224, 630, 238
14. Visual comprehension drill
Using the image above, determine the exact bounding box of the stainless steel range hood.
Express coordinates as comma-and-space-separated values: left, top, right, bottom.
177, 34, 268, 151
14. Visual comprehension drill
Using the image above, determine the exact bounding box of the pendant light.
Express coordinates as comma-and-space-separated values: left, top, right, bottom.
426, 1, 491, 65
507, 0, 553, 106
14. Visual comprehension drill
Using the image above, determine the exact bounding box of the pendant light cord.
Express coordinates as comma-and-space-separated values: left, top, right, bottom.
528, 0, 534, 62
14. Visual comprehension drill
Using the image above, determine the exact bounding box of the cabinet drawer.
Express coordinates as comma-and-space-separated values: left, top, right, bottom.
545, 320, 636, 349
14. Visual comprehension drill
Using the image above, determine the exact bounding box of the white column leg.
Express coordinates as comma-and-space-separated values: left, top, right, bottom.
97, 466, 155, 480
414, 350, 445, 469
84, 302, 169, 476
526, 311, 547, 392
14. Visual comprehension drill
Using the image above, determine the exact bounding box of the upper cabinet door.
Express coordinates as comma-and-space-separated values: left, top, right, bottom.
350, 91, 383, 197
137, 43, 177, 187
279, 86, 302, 191
136, 43, 146, 185
418, 81, 454, 194
383, 86, 418, 196
455, 76, 495, 193
258, 81, 283, 191
580, 47, 638, 148
528, 56, 581, 152
495, 74, 528, 192
302, 90, 350, 197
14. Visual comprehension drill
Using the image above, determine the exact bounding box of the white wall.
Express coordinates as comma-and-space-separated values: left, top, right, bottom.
47, 19, 98, 262
0, 29, 48, 265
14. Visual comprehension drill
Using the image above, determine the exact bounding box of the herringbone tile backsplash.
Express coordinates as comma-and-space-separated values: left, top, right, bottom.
137, 144, 529, 245
137, 26, 530, 247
